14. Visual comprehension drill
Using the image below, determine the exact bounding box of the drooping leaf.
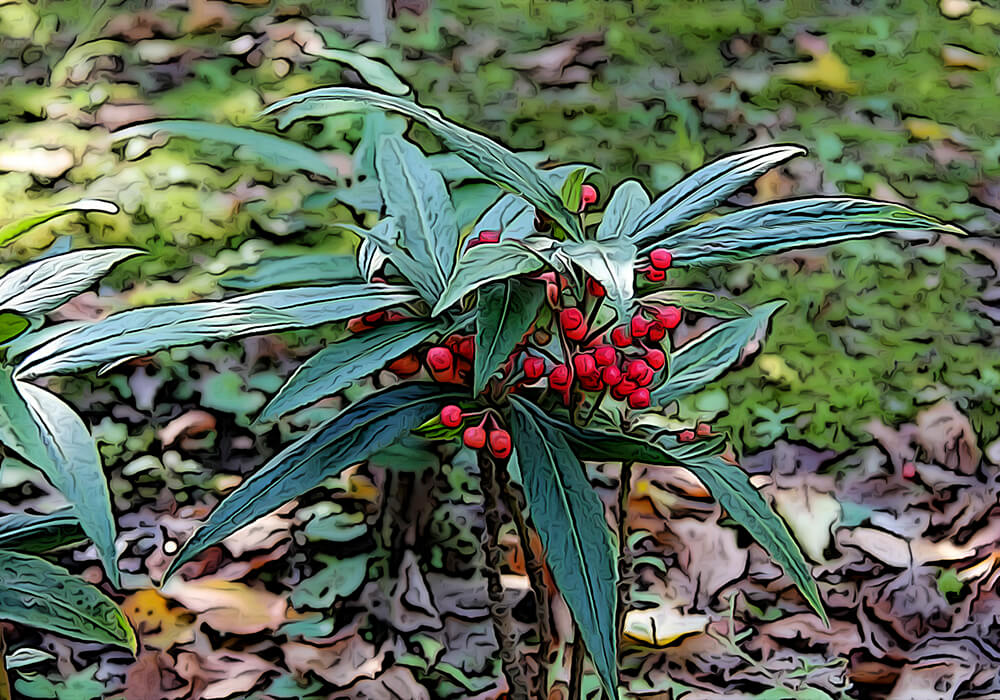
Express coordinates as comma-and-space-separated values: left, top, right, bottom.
641, 197, 964, 261
0, 551, 135, 650
0, 314, 29, 345
0, 507, 84, 553
474, 280, 545, 395
559, 167, 588, 211
375, 135, 460, 294
629, 145, 807, 244
557, 240, 636, 319
0, 248, 141, 315
596, 180, 650, 241
262, 87, 582, 240
164, 383, 465, 581
114, 121, 342, 180
509, 399, 618, 699
220, 254, 359, 291
432, 238, 550, 316
259, 319, 444, 421
0, 372, 118, 585
0, 200, 118, 248
16, 283, 418, 378
472, 194, 536, 241
652, 301, 785, 403
302, 46, 410, 95
638, 290, 750, 320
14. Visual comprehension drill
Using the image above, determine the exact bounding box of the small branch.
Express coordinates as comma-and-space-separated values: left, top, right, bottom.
568, 631, 585, 700
0, 626, 10, 700
615, 461, 634, 650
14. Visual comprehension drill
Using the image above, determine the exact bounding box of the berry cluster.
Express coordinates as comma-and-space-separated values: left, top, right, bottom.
639, 247, 673, 282
423, 335, 475, 383
678, 423, 714, 442
466, 229, 501, 250
440, 405, 512, 459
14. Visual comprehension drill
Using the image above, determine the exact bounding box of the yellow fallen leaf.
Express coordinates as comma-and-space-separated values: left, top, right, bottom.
942, 44, 990, 69
773, 487, 840, 563
757, 354, 801, 385
904, 117, 953, 141
623, 605, 710, 648
121, 588, 195, 650
780, 50, 858, 93
161, 578, 291, 634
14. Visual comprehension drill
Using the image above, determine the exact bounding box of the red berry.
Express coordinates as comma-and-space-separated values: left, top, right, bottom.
458, 337, 475, 361
611, 326, 632, 347
573, 353, 598, 379
602, 365, 623, 386
466, 236, 481, 249
347, 317, 372, 333
388, 353, 421, 376
580, 375, 603, 391
560, 308, 585, 331
587, 278, 606, 297
647, 322, 666, 342
696, 423, 712, 437
611, 379, 638, 400
440, 405, 463, 428
657, 306, 682, 329
645, 348, 665, 370
565, 324, 588, 341
364, 311, 386, 326
427, 346, 454, 372
463, 426, 487, 449
523, 356, 545, 379
631, 315, 650, 338
902, 462, 916, 479
488, 429, 512, 459
594, 346, 617, 366
679, 430, 695, 442
549, 364, 572, 390
479, 230, 501, 244
627, 388, 651, 409
625, 359, 651, 381
649, 248, 673, 270
645, 268, 666, 283
580, 184, 598, 207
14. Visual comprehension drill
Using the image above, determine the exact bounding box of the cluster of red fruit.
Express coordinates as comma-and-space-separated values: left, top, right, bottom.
466, 229, 501, 250
679, 423, 714, 442
640, 248, 673, 282
440, 405, 512, 458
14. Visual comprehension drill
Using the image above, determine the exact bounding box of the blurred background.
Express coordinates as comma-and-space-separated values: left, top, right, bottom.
1, 1, 999, 698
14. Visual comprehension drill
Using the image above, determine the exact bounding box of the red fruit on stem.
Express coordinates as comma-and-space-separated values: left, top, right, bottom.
573, 353, 598, 378
388, 353, 421, 376
580, 184, 598, 207
440, 405, 463, 428
647, 322, 666, 342
479, 230, 501, 244
628, 388, 651, 409
602, 365, 623, 386
587, 278, 606, 297
458, 337, 476, 361
364, 311, 386, 326
488, 429, 512, 459
611, 379, 639, 400
466, 236, 481, 249
649, 248, 673, 270
696, 423, 712, 437
463, 426, 487, 449
549, 364, 572, 390
427, 346, 454, 372
625, 359, 651, 381
902, 462, 917, 479
347, 317, 371, 333
611, 326, 632, 347
523, 356, 545, 379
565, 325, 588, 341
679, 430, 695, 442
657, 305, 682, 329
631, 315, 650, 338
560, 308, 585, 331
645, 348, 666, 370
594, 346, 617, 366
580, 376, 603, 392
645, 268, 666, 283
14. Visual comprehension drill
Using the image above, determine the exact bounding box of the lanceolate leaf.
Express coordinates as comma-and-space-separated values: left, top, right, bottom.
0, 200, 118, 248
0, 248, 142, 316
672, 454, 827, 623
638, 290, 750, 320
115, 121, 343, 180
375, 135, 460, 294
641, 197, 964, 261
164, 383, 465, 581
263, 87, 582, 240
0, 372, 118, 586
0, 313, 29, 345
510, 400, 619, 699
559, 167, 588, 211
221, 254, 359, 291
596, 180, 650, 242
474, 280, 545, 395
16, 283, 418, 378
259, 319, 444, 421
558, 240, 636, 319
652, 301, 784, 403
432, 238, 550, 316
630, 145, 806, 244
0, 508, 84, 553
301, 47, 410, 96
363, 218, 443, 302
473, 194, 536, 241
0, 551, 135, 650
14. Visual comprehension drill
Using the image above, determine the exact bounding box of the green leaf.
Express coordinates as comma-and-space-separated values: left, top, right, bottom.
474, 280, 545, 395
375, 135, 460, 295
302, 47, 410, 96
16, 283, 417, 378
472, 194, 536, 241
220, 254, 359, 291
0, 200, 118, 248
0, 248, 142, 316
0, 551, 135, 650
596, 180, 650, 242
641, 197, 964, 261
652, 301, 784, 403
262, 87, 582, 240
638, 290, 750, 320
672, 454, 826, 624
509, 400, 618, 699
559, 167, 588, 211
557, 240, 636, 319
362, 218, 443, 302
0, 313, 29, 345
115, 120, 342, 180
259, 319, 443, 421
630, 145, 806, 244
432, 238, 550, 316
164, 383, 465, 582
452, 183, 504, 231
0, 378, 120, 586
0, 507, 85, 553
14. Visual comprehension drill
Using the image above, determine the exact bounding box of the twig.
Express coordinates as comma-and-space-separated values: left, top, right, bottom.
615, 461, 634, 652
568, 631, 585, 700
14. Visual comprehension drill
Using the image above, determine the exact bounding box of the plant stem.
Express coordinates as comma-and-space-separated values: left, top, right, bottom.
615, 461, 634, 651
568, 631, 585, 700
581, 386, 608, 426
0, 626, 10, 700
